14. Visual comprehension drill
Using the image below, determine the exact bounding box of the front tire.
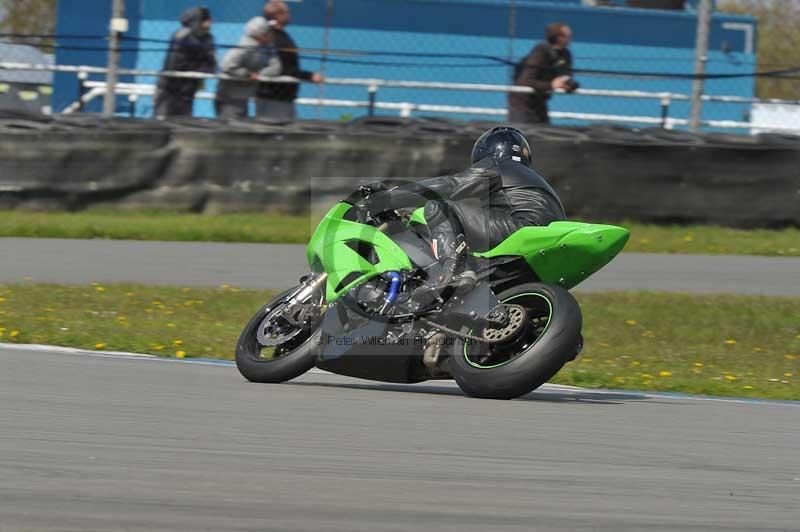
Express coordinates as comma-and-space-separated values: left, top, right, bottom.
235, 289, 321, 384
449, 282, 582, 400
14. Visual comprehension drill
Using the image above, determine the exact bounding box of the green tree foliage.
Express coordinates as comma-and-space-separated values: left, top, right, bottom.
0, 0, 57, 38
719, 0, 800, 99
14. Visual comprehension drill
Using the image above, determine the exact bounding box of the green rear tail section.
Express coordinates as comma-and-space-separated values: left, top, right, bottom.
474, 221, 630, 290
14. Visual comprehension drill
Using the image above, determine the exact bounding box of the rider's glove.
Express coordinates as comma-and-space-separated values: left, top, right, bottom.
359, 181, 389, 201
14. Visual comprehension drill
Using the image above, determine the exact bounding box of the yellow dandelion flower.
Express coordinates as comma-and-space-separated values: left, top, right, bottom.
94, 343, 106, 349
641, 373, 654, 379
683, 234, 694, 242
631, 360, 641, 366
126, 292, 135, 297
173, 340, 183, 346
694, 362, 704, 367
753, 347, 764, 353
724, 375, 738, 382
785, 354, 797, 361
166, 323, 176, 328
784, 373, 793, 378
10, 330, 19, 338
659, 371, 672, 377
94, 286, 105, 292
625, 320, 637, 326
724, 339, 737, 345
176, 350, 186, 359
743, 385, 753, 390
0, 297, 5, 303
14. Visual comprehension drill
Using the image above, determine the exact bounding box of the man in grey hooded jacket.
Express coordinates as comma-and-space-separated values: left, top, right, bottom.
215, 17, 282, 119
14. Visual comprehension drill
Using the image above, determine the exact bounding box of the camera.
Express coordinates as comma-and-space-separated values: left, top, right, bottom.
563, 77, 580, 93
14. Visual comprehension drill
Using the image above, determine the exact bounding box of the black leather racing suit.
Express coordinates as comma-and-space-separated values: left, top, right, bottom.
368, 157, 566, 254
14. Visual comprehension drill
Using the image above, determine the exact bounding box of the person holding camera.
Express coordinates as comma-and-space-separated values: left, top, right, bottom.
508, 22, 577, 125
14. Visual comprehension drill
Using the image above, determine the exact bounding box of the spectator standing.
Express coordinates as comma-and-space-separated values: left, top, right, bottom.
255, 1, 324, 120
215, 17, 282, 119
154, 6, 216, 119
508, 22, 577, 125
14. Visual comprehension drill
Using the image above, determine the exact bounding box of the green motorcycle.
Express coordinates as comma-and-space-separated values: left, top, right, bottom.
236, 192, 629, 400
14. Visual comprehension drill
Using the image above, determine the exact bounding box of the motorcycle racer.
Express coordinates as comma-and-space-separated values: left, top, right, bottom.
363, 126, 566, 291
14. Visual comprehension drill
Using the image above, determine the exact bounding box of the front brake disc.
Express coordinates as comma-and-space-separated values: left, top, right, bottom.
256, 305, 304, 347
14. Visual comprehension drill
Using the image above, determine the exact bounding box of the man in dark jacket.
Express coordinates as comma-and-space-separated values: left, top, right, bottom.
508, 22, 576, 125
364, 127, 566, 289
256, 1, 323, 120
154, 7, 216, 119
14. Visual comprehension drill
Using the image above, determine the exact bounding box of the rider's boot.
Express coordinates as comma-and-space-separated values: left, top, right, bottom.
430, 229, 476, 294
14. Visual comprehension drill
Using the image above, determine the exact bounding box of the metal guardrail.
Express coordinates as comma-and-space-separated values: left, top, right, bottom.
2, 61, 800, 133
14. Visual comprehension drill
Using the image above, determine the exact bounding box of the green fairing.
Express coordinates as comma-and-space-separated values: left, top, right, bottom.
307, 203, 413, 302
308, 203, 629, 301
409, 207, 428, 226
473, 222, 630, 290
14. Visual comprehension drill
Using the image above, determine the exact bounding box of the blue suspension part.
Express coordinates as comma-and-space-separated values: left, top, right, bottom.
384, 271, 402, 304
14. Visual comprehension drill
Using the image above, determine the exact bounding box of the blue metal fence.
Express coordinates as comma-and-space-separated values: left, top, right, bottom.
53, 0, 757, 125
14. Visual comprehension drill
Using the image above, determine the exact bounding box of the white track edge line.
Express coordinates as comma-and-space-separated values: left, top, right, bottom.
2, 342, 797, 406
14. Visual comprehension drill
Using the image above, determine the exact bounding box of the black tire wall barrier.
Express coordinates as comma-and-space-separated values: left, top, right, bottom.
1, 113, 798, 227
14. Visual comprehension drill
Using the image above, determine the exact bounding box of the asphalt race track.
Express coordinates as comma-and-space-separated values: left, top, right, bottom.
1, 346, 798, 532
2, 239, 799, 531
2, 238, 800, 295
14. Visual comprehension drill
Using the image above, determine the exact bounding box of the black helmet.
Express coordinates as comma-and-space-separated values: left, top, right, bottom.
471, 126, 532, 168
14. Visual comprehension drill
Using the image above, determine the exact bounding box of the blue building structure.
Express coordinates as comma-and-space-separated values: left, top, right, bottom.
54, 0, 757, 127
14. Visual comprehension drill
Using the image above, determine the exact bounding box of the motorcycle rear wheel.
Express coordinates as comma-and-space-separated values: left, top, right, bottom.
235, 288, 322, 384
450, 282, 583, 400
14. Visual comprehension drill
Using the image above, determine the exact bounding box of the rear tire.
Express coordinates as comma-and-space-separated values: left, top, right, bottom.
449, 282, 582, 400
235, 289, 321, 384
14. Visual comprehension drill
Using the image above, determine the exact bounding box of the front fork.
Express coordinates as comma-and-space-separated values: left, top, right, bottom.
277, 273, 328, 330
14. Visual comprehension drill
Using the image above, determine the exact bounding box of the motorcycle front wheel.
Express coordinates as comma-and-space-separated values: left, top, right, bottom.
449, 282, 583, 400
235, 288, 322, 384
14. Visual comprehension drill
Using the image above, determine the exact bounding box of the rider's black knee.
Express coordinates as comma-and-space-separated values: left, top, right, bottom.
423, 200, 448, 228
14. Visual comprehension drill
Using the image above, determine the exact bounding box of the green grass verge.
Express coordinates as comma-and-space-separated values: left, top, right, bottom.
1, 210, 798, 256
1, 283, 798, 400
0, 210, 312, 244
